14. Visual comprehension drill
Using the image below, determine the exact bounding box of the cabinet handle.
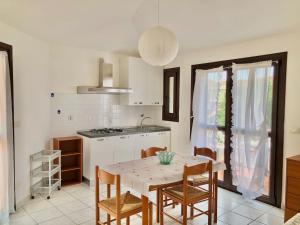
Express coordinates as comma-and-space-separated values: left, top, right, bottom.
139, 102, 142, 104
120, 136, 127, 139
97, 138, 105, 141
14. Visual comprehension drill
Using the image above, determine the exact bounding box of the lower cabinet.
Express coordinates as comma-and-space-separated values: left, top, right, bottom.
114, 135, 135, 163
81, 131, 171, 184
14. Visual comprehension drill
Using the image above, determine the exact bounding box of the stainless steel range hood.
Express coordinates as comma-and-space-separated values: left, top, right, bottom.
77, 58, 132, 94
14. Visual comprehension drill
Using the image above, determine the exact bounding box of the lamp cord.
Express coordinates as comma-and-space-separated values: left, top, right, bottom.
157, 0, 160, 25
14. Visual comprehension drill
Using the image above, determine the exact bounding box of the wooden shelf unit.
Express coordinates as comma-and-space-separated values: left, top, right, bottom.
53, 136, 82, 186
285, 155, 300, 222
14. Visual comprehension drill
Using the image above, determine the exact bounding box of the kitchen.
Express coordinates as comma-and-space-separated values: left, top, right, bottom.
1, 1, 300, 225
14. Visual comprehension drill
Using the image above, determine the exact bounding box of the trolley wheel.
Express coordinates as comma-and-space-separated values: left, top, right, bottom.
31, 196, 35, 199
58, 187, 61, 191
47, 196, 50, 200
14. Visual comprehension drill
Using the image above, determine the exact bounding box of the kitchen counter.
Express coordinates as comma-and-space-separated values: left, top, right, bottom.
77, 125, 171, 138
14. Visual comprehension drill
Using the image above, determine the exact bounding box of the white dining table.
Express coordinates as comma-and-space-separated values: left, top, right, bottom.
103, 153, 226, 225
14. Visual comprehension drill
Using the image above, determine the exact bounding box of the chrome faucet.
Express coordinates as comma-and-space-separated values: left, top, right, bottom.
140, 116, 152, 129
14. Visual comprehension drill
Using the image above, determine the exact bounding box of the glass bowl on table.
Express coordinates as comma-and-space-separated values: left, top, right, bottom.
156, 151, 175, 165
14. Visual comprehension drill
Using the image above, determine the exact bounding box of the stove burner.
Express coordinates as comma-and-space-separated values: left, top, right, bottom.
89, 128, 124, 134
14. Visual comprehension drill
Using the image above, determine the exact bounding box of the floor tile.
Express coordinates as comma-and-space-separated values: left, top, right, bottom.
9, 214, 37, 225
56, 200, 87, 214
232, 205, 264, 220
255, 213, 284, 225
218, 211, 252, 225
249, 221, 264, 225
38, 216, 75, 225
9, 208, 28, 220
218, 198, 241, 211
23, 200, 53, 214
49, 191, 76, 206
243, 200, 284, 219
29, 207, 63, 223
66, 208, 94, 224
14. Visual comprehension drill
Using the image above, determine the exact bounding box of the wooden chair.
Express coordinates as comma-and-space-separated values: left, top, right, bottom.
141, 146, 167, 159
141, 146, 167, 223
95, 166, 153, 225
189, 147, 216, 186
159, 161, 213, 225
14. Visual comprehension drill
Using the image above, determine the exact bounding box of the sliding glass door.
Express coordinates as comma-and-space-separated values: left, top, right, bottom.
191, 53, 287, 207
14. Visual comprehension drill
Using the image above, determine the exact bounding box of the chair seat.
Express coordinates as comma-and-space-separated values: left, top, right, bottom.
188, 175, 208, 184
99, 192, 142, 214
164, 185, 209, 201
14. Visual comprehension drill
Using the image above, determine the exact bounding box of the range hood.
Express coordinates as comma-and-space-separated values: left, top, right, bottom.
77, 58, 132, 94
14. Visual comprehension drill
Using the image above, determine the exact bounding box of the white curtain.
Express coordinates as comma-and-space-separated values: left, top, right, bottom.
191, 67, 224, 150
230, 61, 273, 199
0, 52, 11, 224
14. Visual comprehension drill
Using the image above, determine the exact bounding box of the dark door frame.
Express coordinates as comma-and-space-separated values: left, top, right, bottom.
0, 41, 16, 209
190, 52, 287, 207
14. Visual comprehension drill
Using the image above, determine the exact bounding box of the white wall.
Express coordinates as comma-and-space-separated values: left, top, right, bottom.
159, 30, 300, 207
0, 21, 51, 204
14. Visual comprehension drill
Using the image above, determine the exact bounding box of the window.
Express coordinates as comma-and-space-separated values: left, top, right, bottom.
191, 52, 287, 207
163, 67, 180, 122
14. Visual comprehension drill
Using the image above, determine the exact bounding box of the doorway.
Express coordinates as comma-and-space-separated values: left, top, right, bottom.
191, 52, 287, 207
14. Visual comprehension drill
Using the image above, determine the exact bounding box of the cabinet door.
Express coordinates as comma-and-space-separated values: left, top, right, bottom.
148, 66, 163, 105
89, 137, 115, 181
158, 131, 171, 150
114, 135, 135, 163
128, 58, 147, 105
133, 133, 152, 160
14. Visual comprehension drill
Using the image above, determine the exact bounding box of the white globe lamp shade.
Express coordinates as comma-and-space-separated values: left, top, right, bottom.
138, 26, 179, 66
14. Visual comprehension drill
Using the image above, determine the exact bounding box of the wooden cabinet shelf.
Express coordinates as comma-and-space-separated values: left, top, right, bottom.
62, 166, 81, 172
62, 152, 81, 157
285, 155, 300, 222
53, 136, 82, 186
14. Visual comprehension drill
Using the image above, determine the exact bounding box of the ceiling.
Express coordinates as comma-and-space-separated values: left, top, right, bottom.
0, 0, 300, 54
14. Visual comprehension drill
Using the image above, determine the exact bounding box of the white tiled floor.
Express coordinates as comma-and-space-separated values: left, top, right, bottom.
9, 183, 284, 225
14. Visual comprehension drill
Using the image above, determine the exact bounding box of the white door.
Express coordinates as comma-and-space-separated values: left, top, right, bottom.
128, 58, 146, 105
148, 66, 163, 105
89, 137, 115, 181
132, 133, 153, 160
114, 135, 135, 163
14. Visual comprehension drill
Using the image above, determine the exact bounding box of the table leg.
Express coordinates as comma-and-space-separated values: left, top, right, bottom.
142, 195, 149, 225
214, 172, 218, 223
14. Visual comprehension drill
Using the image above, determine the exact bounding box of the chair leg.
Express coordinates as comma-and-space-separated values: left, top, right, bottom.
107, 214, 111, 225
116, 217, 121, 225
190, 203, 194, 219
126, 217, 130, 225
181, 204, 183, 216
159, 191, 164, 225
149, 202, 153, 225
96, 206, 99, 225
182, 204, 187, 225
156, 189, 160, 223
208, 196, 212, 225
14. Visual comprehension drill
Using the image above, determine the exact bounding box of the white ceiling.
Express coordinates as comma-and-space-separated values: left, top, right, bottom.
0, 0, 300, 54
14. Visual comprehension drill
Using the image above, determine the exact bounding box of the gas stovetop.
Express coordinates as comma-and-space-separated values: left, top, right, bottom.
77, 128, 125, 138
89, 128, 124, 134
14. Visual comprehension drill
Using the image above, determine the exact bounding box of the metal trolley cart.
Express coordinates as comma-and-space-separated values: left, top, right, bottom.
30, 150, 61, 199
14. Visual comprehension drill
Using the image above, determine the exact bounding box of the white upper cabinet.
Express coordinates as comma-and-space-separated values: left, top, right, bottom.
119, 57, 163, 106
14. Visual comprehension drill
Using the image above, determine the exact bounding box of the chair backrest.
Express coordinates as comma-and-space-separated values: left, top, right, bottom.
183, 161, 213, 201
95, 166, 121, 213
194, 147, 217, 160
141, 146, 167, 158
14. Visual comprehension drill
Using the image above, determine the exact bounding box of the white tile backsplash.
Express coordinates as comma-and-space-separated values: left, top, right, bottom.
50, 93, 160, 137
